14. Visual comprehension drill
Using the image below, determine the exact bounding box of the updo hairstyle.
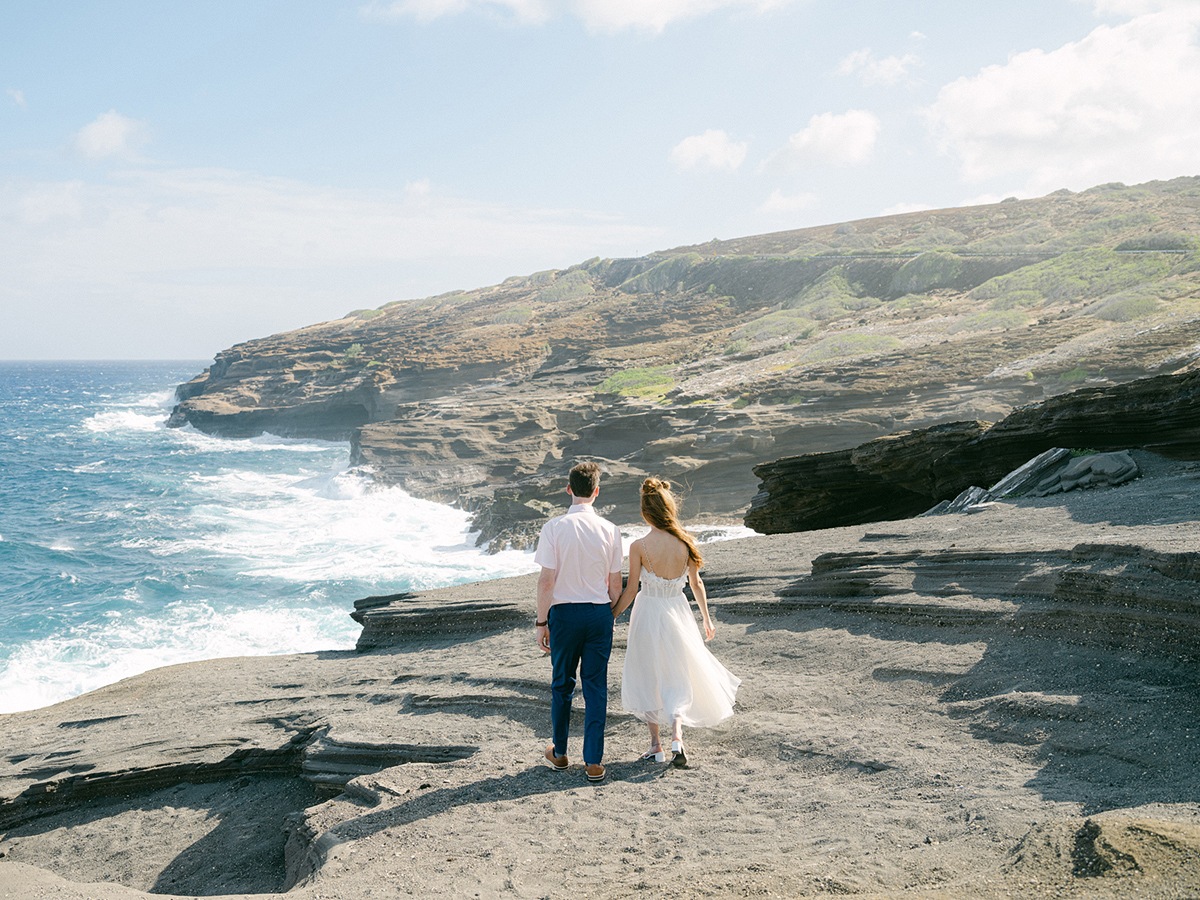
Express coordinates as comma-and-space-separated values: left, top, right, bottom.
640, 477, 703, 567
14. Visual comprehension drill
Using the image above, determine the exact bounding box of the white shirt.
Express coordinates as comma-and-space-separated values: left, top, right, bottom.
533, 503, 622, 605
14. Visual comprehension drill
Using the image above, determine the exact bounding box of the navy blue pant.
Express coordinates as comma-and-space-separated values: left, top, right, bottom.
548, 602, 613, 766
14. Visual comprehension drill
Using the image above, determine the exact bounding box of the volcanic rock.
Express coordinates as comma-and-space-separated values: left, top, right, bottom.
746, 369, 1200, 534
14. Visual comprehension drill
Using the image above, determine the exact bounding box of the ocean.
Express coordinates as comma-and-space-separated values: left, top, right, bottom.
0, 361, 756, 716
0, 360, 546, 715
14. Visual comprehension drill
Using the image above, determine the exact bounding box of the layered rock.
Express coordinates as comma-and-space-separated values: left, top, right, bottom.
166, 178, 1200, 542
4, 475, 1200, 899
745, 368, 1200, 534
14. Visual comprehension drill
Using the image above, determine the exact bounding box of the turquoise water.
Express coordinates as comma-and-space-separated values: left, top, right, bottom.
0, 361, 540, 713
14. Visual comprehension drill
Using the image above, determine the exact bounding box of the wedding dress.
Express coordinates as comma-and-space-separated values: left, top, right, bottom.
621, 542, 740, 727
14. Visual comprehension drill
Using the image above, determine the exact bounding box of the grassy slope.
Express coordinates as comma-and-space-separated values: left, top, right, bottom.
205, 177, 1200, 417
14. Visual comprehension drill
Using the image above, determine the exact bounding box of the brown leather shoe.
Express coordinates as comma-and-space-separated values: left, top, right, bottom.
585, 763, 606, 783
544, 745, 568, 770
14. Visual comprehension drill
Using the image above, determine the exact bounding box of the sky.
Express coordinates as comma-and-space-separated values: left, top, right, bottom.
3, 0, 1200, 360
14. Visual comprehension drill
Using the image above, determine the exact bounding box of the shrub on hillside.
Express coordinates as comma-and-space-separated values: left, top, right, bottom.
890, 251, 964, 294
1115, 233, 1197, 252
798, 333, 903, 364
597, 366, 675, 398
947, 310, 1028, 334
536, 270, 594, 303
732, 309, 817, 343
491, 305, 535, 325
970, 248, 1172, 305
784, 267, 878, 320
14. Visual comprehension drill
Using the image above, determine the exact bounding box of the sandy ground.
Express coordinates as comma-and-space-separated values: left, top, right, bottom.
2, 451, 1200, 899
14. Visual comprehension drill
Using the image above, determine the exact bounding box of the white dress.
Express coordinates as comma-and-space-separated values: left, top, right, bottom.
621, 543, 740, 728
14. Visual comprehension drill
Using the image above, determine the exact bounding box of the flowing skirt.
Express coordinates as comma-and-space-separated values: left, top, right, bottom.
621, 588, 740, 727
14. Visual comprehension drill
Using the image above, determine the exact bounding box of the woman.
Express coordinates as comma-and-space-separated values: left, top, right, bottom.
613, 477, 740, 766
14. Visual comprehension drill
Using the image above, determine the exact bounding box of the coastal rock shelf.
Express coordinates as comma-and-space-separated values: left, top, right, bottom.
746, 371, 1200, 534
717, 543, 1200, 657
166, 178, 1200, 545
3, 460, 1200, 898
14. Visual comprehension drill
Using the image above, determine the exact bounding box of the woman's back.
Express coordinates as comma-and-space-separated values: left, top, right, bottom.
641, 528, 690, 580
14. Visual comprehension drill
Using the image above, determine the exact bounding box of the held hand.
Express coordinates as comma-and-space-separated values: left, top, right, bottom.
536, 625, 551, 654
703, 618, 715, 641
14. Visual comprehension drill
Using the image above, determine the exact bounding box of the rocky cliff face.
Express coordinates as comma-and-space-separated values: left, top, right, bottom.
745, 370, 1200, 534
168, 177, 1200, 544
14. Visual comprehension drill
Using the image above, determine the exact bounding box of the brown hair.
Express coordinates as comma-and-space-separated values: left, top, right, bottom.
640, 477, 703, 567
568, 461, 600, 498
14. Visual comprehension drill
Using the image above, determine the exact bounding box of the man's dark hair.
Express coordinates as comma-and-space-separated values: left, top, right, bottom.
568, 461, 600, 498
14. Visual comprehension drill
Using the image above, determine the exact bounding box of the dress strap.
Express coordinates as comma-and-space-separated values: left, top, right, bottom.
639, 538, 657, 576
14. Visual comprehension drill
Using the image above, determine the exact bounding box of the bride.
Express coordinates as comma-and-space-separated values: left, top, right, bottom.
612, 477, 740, 766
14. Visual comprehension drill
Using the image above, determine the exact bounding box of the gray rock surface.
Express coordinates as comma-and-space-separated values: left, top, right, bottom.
1031, 450, 1140, 496
747, 368, 1200, 533
2, 453, 1200, 899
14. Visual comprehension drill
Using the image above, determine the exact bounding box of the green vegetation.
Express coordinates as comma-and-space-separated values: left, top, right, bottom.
597, 366, 676, 398
970, 248, 1173, 305
948, 309, 1029, 334
619, 253, 703, 294
968, 222, 1057, 251
340, 343, 364, 363
1041, 212, 1160, 251
891, 293, 933, 310
347, 308, 385, 320
1082, 291, 1161, 322
783, 267, 878, 320
731, 308, 817, 344
987, 290, 1043, 310
1115, 233, 1197, 252
1060, 367, 1089, 383
891, 251, 964, 295
895, 228, 968, 251
798, 333, 903, 364
491, 305, 535, 325
536, 270, 594, 303
724, 339, 750, 355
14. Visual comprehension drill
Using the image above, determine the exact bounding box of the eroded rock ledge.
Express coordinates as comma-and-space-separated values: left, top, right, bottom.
746, 368, 1200, 534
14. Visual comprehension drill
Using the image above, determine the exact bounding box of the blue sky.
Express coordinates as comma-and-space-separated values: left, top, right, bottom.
4, 0, 1199, 359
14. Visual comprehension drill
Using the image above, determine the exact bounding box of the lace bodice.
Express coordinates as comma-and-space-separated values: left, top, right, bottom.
638, 539, 688, 599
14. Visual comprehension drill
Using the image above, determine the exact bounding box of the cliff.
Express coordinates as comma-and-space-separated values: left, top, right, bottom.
745, 368, 1200, 533
167, 176, 1200, 543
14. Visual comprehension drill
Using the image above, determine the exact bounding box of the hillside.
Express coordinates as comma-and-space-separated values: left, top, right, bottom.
168, 176, 1200, 544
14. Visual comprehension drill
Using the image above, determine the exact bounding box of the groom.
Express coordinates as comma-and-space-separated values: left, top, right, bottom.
533, 461, 623, 783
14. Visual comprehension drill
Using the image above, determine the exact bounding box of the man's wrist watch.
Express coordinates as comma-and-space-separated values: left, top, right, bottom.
535, 619, 547, 627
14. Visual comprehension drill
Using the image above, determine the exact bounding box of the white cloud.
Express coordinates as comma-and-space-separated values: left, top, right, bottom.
573, 0, 791, 33
73, 110, 148, 160
0, 166, 663, 356
837, 48, 921, 86
405, 177, 433, 197
760, 189, 817, 212
925, 6, 1200, 193
1078, 0, 1198, 15
670, 129, 748, 172
7, 88, 25, 109
361, 0, 795, 32
361, 0, 551, 24
764, 109, 881, 169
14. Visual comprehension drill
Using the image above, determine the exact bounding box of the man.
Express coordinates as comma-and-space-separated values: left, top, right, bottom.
533, 461, 623, 783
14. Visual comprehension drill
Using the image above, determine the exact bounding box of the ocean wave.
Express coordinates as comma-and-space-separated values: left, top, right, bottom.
81, 409, 167, 434
169, 424, 350, 454
0, 597, 360, 715
177, 466, 537, 587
